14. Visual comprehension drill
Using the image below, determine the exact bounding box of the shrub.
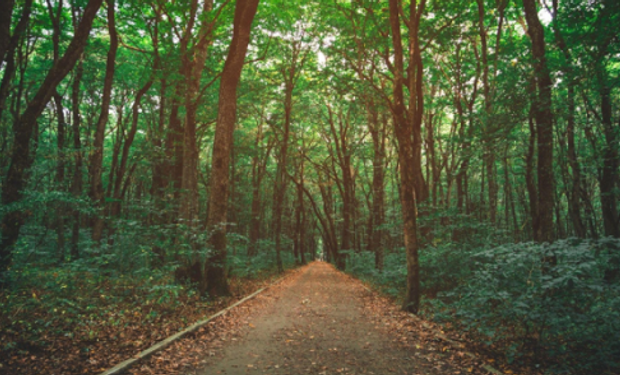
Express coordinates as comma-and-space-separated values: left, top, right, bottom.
434, 238, 620, 373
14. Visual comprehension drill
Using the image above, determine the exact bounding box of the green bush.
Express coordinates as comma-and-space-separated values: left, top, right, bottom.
433, 238, 620, 373
346, 237, 620, 374
227, 238, 296, 278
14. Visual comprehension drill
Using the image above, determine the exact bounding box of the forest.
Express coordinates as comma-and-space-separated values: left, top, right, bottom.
0, 0, 619, 373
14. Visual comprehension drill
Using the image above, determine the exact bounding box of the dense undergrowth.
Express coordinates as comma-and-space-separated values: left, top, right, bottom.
347, 221, 620, 375
0, 218, 298, 374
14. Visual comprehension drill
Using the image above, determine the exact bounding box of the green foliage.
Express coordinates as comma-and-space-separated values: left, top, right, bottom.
0, 208, 296, 355
347, 236, 620, 374
227, 238, 297, 279
433, 238, 620, 373
346, 250, 406, 298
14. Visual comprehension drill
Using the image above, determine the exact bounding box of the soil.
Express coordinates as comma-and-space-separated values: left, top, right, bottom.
131, 261, 495, 375
200, 262, 458, 375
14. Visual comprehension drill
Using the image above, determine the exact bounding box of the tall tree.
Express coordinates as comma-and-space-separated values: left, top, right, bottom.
179, 0, 216, 227
271, 30, 310, 272
0, 0, 104, 282
89, 0, 118, 243
523, 0, 554, 243
205, 0, 260, 296
388, 0, 426, 314
595, 0, 620, 238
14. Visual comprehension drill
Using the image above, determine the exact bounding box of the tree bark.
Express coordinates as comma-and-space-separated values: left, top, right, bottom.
179, 0, 214, 227
523, 0, 554, 243
205, 0, 260, 296
0, 0, 15, 65
388, 0, 425, 314
88, 0, 117, 244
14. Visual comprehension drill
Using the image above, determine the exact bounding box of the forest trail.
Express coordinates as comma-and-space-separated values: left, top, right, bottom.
197, 262, 459, 375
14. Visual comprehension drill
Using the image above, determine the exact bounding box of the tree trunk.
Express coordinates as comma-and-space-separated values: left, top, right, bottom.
205, 0, 260, 296
476, 0, 499, 225
549, 1, 586, 238
526, 93, 539, 239
88, 0, 117, 244
370, 109, 386, 270
272, 39, 306, 272
388, 0, 425, 314
53, 92, 66, 259
0, 0, 103, 282
179, 0, 213, 227
110, 80, 153, 217
0, 0, 15, 65
566, 84, 586, 237
70, 58, 83, 259
523, 0, 554, 243
599, 84, 620, 238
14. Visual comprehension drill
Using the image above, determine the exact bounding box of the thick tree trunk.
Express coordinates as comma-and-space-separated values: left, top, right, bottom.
0, 0, 103, 281
523, 0, 554, 243
0, 0, 15, 65
388, 0, 425, 314
179, 0, 213, 227
205, 0, 260, 296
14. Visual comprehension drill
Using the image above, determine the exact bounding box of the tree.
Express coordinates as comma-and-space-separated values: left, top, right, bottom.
89, 0, 118, 244
205, 0, 261, 296
523, 0, 555, 243
387, 0, 426, 314
0, 0, 104, 283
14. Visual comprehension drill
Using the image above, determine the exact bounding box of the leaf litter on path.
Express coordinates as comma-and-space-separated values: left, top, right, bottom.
131, 262, 503, 375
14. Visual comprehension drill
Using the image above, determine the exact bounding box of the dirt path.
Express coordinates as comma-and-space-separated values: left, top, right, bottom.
198, 261, 457, 375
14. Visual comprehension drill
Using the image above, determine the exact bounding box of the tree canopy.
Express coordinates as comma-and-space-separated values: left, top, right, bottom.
1, 0, 619, 373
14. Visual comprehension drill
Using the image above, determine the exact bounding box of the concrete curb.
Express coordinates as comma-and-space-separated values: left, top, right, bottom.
99, 272, 291, 375
358, 282, 504, 375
